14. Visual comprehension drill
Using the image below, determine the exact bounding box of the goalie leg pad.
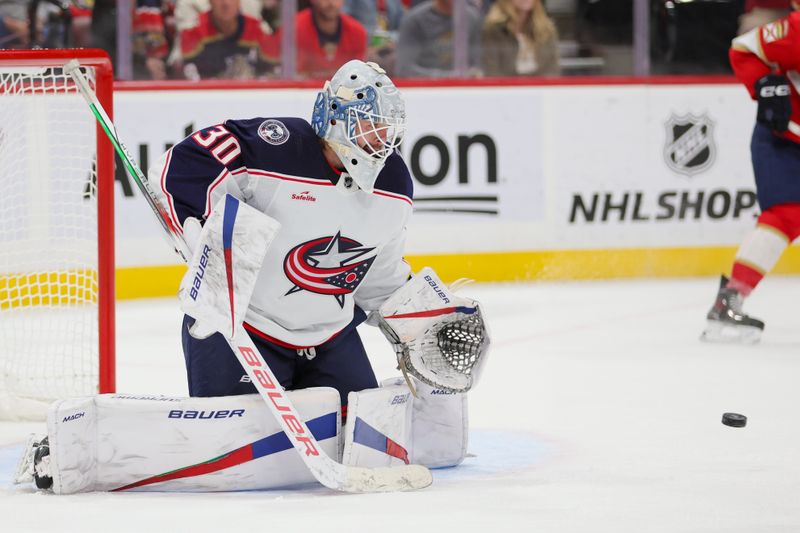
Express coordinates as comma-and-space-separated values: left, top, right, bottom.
45, 388, 340, 494
407, 378, 468, 468
341, 384, 413, 468
342, 378, 468, 469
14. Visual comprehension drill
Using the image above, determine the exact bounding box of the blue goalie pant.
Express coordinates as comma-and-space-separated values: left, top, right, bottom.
181, 309, 378, 407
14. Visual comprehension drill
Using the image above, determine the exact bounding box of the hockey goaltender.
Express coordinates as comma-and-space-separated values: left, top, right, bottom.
15, 60, 490, 494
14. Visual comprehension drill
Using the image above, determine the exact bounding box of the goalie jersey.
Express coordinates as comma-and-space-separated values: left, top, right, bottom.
149, 117, 413, 347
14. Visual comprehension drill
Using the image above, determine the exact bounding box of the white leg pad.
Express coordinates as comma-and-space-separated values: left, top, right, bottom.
46, 388, 340, 494
341, 384, 413, 467
342, 377, 468, 469
408, 379, 469, 468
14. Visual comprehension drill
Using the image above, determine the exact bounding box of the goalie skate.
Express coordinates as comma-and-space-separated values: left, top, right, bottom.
701, 276, 764, 344
14, 435, 52, 489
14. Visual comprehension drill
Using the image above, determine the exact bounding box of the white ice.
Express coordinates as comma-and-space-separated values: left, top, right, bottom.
1, 276, 799, 533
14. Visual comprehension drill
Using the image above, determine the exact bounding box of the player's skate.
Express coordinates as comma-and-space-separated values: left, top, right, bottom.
701, 275, 764, 344
14, 435, 53, 490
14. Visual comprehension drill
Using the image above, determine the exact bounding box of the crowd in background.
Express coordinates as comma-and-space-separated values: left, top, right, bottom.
0, 0, 792, 80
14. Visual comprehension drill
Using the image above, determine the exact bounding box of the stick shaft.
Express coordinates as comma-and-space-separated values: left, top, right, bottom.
225, 324, 432, 492
65, 60, 189, 262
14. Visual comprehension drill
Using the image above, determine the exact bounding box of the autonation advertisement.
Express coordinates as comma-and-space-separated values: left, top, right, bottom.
110, 82, 756, 269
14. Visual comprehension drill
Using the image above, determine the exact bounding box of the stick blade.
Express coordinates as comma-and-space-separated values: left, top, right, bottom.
341, 464, 433, 493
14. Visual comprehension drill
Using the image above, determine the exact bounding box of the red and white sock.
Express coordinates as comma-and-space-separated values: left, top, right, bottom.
728, 204, 800, 295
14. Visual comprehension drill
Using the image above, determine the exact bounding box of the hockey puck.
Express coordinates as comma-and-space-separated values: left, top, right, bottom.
722, 412, 747, 428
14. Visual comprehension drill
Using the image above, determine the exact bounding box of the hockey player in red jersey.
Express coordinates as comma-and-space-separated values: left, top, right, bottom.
703, 5, 800, 342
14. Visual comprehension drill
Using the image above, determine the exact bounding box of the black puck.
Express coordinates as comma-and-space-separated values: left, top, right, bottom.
722, 412, 747, 428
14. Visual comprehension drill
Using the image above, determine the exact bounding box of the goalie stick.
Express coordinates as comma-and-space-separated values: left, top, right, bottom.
63, 60, 190, 263
65, 61, 433, 493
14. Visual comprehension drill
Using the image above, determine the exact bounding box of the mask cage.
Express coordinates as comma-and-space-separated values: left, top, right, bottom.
346, 106, 405, 162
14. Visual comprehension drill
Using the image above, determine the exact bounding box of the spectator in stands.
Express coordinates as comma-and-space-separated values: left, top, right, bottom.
90, 0, 117, 70
178, 0, 279, 79
481, 0, 559, 76
738, 0, 792, 34
344, 0, 405, 75
344, 0, 404, 41
0, 8, 30, 48
91, 0, 175, 79
169, 0, 274, 74
0, 0, 54, 48
133, 0, 174, 80
395, 0, 481, 78
260, 0, 280, 30
295, 0, 368, 79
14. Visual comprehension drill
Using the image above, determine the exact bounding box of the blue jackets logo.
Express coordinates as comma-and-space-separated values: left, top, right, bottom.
283, 231, 376, 308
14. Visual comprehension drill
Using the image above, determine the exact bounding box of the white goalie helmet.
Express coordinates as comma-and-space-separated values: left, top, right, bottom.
311, 60, 406, 193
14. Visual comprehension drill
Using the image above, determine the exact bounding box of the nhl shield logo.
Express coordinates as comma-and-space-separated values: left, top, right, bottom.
663, 113, 715, 176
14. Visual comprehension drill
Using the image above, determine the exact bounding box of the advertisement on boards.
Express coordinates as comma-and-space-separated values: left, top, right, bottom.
550, 84, 758, 248
110, 82, 756, 268
112, 86, 546, 265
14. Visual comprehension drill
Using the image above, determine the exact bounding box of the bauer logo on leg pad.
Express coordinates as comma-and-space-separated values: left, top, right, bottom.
391, 394, 410, 405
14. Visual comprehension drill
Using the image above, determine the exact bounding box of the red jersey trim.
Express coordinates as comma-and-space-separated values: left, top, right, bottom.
159, 148, 183, 235
204, 168, 231, 218
241, 167, 335, 186
243, 322, 344, 349
233, 166, 411, 203
373, 189, 412, 206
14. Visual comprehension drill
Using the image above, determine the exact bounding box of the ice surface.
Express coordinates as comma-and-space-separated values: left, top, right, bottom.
2, 276, 799, 533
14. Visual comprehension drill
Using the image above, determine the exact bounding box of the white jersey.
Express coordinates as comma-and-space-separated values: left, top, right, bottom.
149, 117, 413, 347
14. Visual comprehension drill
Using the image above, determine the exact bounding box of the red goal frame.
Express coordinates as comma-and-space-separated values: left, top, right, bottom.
0, 48, 115, 394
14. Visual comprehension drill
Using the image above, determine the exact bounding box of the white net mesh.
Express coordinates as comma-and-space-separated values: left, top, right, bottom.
0, 64, 101, 419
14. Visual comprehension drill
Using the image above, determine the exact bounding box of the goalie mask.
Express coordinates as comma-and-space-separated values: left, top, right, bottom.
311, 60, 406, 193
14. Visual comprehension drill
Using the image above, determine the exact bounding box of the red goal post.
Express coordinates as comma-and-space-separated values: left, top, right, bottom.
0, 49, 115, 419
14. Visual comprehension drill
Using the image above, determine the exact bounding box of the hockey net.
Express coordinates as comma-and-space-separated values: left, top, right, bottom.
0, 50, 115, 420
